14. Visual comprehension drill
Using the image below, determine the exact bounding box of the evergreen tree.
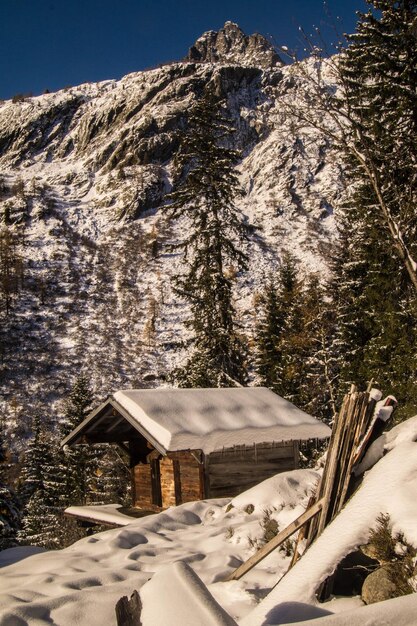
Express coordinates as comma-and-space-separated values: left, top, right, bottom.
327, 215, 373, 393
89, 448, 131, 506
336, 0, 417, 288
61, 375, 94, 437
328, 190, 417, 421
328, 0, 417, 419
61, 375, 94, 506
0, 227, 24, 316
0, 483, 20, 550
0, 419, 20, 550
254, 275, 285, 390
300, 274, 338, 423
18, 415, 66, 548
167, 86, 250, 387
61, 376, 130, 508
255, 257, 338, 423
272, 254, 306, 402
255, 254, 304, 403
286, 1, 417, 291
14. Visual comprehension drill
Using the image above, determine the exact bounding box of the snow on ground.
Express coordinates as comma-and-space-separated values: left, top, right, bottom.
355, 414, 417, 475
242, 431, 417, 625
1, 417, 417, 626
279, 594, 417, 626
0, 469, 319, 625
141, 561, 239, 626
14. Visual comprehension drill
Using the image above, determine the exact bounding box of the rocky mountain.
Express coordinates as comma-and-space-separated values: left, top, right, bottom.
186, 21, 283, 68
0, 24, 342, 442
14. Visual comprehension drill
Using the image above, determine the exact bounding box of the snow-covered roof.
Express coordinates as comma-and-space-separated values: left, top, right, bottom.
64, 504, 142, 527
62, 387, 330, 455
64, 387, 330, 455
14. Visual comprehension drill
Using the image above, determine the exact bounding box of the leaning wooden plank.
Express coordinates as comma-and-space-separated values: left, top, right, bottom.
224, 498, 324, 582
288, 495, 316, 570
335, 392, 377, 511
352, 395, 397, 469
328, 392, 368, 521
313, 392, 356, 539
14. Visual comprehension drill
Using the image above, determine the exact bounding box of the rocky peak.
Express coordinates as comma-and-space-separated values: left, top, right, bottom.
186, 21, 283, 69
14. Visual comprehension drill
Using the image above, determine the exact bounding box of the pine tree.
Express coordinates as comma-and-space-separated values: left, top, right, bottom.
61, 375, 94, 437
285, 1, 417, 291
167, 86, 250, 387
254, 275, 285, 390
0, 483, 20, 550
61, 375, 94, 506
89, 447, 131, 506
273, 254, 306, 402
0, 419, 20, 550
328, 185, 417, 421
255, 257, 338, 423
0, 227, 24, 316
61, 376, 130, 507
338, 0, 417, 291
327, 215, 373, 393
18, 415, 66, 548
300, 274, 338, 423
328, 1, 417, 419
255, 254, 304, 403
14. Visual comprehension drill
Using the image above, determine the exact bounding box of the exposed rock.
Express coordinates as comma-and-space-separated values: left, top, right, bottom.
186, 21, 283, 69
0, 96, 84, 165
362, 565, 398, 604
263, 518, 279, 542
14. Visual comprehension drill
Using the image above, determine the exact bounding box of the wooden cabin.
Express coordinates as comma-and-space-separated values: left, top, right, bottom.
61, 387, 330, 511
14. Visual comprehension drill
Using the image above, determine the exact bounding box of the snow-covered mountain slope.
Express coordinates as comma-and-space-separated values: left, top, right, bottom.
0, 23, 342, 432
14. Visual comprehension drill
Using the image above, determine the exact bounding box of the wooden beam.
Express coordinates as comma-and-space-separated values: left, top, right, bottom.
83, 410, 114, 434
288, 494, 316, 570
117, 442, 130, 455
85, 433, 142, 444
224, 498, 324, 581
110, 399, 166, 455
61, 399, 111, 446
106, 416, 126, 433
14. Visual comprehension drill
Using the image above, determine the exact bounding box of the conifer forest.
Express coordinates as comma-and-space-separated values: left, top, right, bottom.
1, 0, 417, 554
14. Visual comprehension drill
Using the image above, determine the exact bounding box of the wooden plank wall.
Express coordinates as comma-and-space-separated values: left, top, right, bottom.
160, 457, 176, 508
207, 441, 297, 498
133, 464, 152, 507
132, 443, 294, 508
176, 452, 203, 504
159, 451, 203, 506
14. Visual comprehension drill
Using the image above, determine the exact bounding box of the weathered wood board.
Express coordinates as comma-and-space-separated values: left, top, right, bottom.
132, 442, 300, 509
207, 442, 298, 498
160, 457, 176, 508
133, 464, 152, 508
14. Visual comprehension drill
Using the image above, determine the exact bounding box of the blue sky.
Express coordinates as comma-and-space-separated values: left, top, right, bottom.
0, 0, 367, 100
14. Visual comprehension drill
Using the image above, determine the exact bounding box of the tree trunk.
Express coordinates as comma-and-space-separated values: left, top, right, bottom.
115, 590, 142, 626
